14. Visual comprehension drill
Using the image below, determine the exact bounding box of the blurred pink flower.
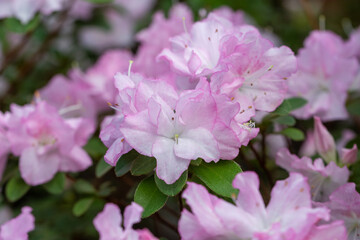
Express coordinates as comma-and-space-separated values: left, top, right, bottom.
314, 116, 336, 163
0, 206, 35, 240
179, 171, 346, 240
94, 202, 157, 240
276, 148, 349, 202
288, 31, 359, 121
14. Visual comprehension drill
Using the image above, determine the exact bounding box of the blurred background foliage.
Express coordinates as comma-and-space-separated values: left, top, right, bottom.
0, 0, 360, 239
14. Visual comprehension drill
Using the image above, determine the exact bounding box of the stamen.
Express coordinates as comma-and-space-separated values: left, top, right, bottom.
174, 134, 179, 144
319, 15, 326, 31
58, 103, 83, 115
128, 60, 134, 77
34, 90, 41, 103
107, 102, 121, 112
182, 17, 188, 35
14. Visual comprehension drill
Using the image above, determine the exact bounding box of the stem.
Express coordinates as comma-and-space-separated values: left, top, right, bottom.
154, 213, 178, 233
300, 0, 319, 29
249, 141, 273, 186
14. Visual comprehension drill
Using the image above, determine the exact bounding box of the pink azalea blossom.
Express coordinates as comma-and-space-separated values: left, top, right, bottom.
320, 183, 360, 240
4, 101, 92, 185
93, 202, 157, 240
0, 0, 65, 24
179, 171, 346, 240
0, 206, 35, 240
276, 148, 349, 202
288, 30, 359, 121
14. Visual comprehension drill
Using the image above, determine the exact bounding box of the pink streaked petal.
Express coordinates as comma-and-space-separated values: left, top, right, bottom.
93, 203, 123, 239
152, 137, 190, 184
232, 172, 267, 222
19, 147, 60, 186
174, 128, 220, 162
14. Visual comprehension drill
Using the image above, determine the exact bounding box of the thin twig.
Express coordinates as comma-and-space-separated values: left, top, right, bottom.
154, 213, 178, 233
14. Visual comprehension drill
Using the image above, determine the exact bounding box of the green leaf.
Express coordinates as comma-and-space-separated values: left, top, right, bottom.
190, 161, 242, 198
154, 171, 188, 196
273, 97, 307, 115
74, 180, 96, 195
5, 16, 40, 33
131, 155, 156, 176
95, 159, 112, 178
84, 0, 113, 3
347, 98, 360, 116
6, 176, 30, 202
83, 138, 107, 159
114, 150, 139, 177
43, 173, 65, 194
273, 115, 296, 126
134, 176, 168, 218
73, 198, 94, 217
280, 128, 305, 141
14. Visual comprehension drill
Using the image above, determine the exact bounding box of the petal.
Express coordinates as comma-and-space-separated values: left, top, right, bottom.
178, 210, 210, 240
267, 173, 312, 220
0, 206, 35, 240
123, 202, 143, 230
19, 147, 60, 186
232, 172, 267, 223
314, 116, 336, 163
93, 203, 123, 239
341, 144, 358, 165
104, 138, 131, 166
174, 128, 220, 162
152, 137, 190, 184
306, 221, 347, 240
59, 146, 92, 172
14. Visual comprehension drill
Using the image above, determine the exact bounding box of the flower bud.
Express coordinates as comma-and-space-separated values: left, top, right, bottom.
314, 116, 336, 163
341, 144, 358, 165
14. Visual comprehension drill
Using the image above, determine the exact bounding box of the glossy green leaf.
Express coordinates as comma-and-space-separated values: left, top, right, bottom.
273, 115, 296, 126
190, 161, 242, 198
73, 198, 94, 217
95, 159, 112, 178
131, 155, 156, 176
83, 138, 107, 159
273, 97, 307, 115
43, 173, 65, 194
115, 150, 138, 177
6, 176, 30, 202
280, 128, 305, 141
154, 171, 188, 196
74, 179, 96, 195
134, 176, 168, 218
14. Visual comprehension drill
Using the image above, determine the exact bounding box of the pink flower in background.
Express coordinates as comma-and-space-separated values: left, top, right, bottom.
134, 3, 193, 78
5, 101, 92, 185
179, 171, 346, 240
94, 202, 157, 240
288, 31, 359, 121
0, 0, 65, 24
0, 206, 35, 240
0, 112, 9, 182
276, 148, 349, 202
70, 50, 133, 111
320, 183, 360, 240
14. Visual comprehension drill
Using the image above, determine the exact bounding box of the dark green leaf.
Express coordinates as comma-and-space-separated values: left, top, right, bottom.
83, 138, 107, 159
190, 158, 202, 166
273, 97, 307, 115
95, 159, 112, 178
131, 155, 156, 176
73, 198, 94, 217
43, 173, 65, 194
190, 161, 242, 198
74, 180, 96, 194
154, 171, 188, 196
5, 16, 40, 33
280, 128, 305, 141
273, 115, 296, 126
347, 98, 360, 116
114, 150, 139, 177
6, 176, 30, 202
134, 176, 168, 218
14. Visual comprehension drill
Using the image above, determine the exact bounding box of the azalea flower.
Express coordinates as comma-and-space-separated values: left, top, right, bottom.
0, 206, 35, 240
179, 171, 346, 239
94, 202, 157, 240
